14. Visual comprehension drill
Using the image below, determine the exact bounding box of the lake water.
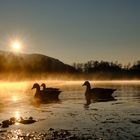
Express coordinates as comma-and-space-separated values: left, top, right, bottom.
0, 80, 140, 139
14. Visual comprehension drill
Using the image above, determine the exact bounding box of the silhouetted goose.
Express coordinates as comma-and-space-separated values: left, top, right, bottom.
82, 81, 116, 105
31, 83, 42, 99
31, 83, 60, 101
41, 83, 61, 100
41, 83, 59, 91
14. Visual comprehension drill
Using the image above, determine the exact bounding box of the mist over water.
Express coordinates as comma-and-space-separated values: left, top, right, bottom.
0, 80, 140, 139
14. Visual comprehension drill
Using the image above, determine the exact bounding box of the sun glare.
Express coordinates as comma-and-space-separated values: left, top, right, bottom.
11, 41, 21, 52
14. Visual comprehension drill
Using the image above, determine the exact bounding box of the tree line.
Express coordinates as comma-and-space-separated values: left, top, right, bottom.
0, 51, 140, 80
72, 60, 140, 79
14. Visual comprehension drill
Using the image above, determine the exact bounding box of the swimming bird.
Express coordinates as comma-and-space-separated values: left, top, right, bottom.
31, 83, 61, 101
32, 83, 46, 99
82, 81, 116, 105
41, 83, 59, 91
31, 83, 42, 99
40, 83, 61, 100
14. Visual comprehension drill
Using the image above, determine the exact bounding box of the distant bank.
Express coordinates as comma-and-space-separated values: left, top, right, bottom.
0, 50, 140, 81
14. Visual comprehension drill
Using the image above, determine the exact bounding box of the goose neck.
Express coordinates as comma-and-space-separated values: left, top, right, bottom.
35, 87, 40, 96
36, 86, 40, 92
86, 84, 91, 91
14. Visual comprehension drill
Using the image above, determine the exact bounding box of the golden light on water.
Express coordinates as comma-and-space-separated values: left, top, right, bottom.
15, 111, 20, 119
12, 96, 18, 101
15, 111, 20, 125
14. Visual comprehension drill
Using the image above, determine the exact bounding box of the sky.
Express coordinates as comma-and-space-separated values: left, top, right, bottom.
0, 0, 140, 65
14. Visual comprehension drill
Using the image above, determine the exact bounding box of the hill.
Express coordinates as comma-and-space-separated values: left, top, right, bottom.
0, 51, 76, 75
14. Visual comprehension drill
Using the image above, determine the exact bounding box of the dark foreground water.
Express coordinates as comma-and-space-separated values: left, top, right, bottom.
0, 81, 140, 140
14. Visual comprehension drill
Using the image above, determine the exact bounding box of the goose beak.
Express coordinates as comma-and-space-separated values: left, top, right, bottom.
82, 83, 85, 86
31, 87, 34, 90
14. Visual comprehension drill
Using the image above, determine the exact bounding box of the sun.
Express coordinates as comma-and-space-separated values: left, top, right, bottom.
11, 41, 21, 52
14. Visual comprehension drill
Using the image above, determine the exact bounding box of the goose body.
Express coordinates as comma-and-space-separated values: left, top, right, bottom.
41, 83, 60, 91
41, 83, 61, 100
32, 83, 61, 101
82, 81, 116, 105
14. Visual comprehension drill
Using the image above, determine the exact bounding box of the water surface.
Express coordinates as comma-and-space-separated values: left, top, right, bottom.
0, 81, 140, 139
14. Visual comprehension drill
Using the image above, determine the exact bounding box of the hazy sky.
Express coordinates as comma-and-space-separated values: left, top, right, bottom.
0, 0, 140, 65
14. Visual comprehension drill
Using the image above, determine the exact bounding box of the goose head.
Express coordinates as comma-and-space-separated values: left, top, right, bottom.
82, 81, 91, 90
31, 83, 40, 91
82, 81, 90, 86
41, 83, 46, 90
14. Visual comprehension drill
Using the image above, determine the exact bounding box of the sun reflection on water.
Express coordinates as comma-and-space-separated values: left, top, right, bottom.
12, 96, 18, 101
15, 111, 21, 125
